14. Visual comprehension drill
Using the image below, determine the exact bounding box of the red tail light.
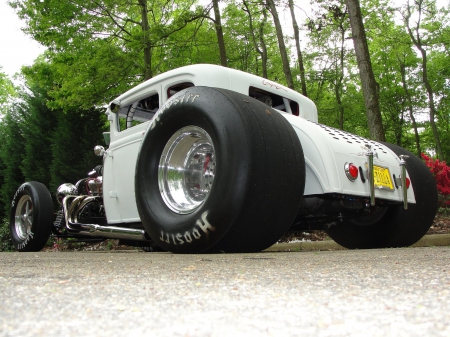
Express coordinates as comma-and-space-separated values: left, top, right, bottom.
344, 163, 359, 181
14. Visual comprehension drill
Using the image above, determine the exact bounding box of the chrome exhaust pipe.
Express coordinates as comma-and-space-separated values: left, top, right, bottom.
62, 196, 149, 241
74, 223, 148, 241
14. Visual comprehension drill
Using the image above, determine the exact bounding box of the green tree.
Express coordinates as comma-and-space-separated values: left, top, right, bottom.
346, 0, 385, 141
429, 49, 450, 159
0, 70, 12, 212
304, 0, 372, 134
288, 0, 308, 96
222, 1, 284, 81
49, 106, 105, 193
0, 103, 26, 217
211, 0, 228, 66
19, 63, 59, 186
0, 67, 17, 114
266, 0, 295, 89
401, 0, 446, 159
306, 0, 352, 130
19, 59, 107, 193
10, 0, 208, 109
0, 59, 107, 217
362, 1, 424, 154
0, 69, 19, 217
242, 0, 270, 78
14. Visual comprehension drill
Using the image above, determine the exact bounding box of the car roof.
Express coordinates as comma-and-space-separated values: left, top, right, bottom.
112, 64, 318, 122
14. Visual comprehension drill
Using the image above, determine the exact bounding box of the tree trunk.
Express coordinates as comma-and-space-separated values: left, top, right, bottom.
243, 0, 268, 78
419, 48, 442, 159
212, 0, 228, 67
266, 0, 295, 89
335, 84, 345, 130
399, 61, 421, 157
259, 7, 269, 79
138, 0, 152, 80
404, 2, 443, 159
336, 21, 346, 130
288, 0, 307, 96
346, 0, 385, 141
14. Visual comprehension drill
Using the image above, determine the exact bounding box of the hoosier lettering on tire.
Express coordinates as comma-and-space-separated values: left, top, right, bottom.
135, 86, 306, 254
10, 181, 54, 252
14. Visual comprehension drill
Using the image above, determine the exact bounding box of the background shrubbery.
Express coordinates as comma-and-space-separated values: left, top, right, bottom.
422, 154, 450, 208
0, 218, 14, 251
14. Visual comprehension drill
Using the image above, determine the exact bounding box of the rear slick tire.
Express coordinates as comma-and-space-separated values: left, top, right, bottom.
325, 143, 437, 249
135, 87, 305, 253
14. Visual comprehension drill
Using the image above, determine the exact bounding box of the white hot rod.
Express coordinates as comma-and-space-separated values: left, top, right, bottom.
10, 64, 437, 253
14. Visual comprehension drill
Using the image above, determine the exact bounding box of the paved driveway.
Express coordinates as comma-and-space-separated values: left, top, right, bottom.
0, 247, 449, 336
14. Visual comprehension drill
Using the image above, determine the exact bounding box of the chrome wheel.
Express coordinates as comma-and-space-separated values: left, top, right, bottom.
14, 195, 33, 241
158, 126, 216, 214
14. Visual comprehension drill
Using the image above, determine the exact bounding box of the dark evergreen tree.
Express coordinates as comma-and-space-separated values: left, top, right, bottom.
0, 121, 6, 217
20, 83, 59, 187
0, 104, 26, 216
49, 107, 106, 193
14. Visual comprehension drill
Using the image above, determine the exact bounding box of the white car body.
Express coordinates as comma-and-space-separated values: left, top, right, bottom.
102, 64, 414, 225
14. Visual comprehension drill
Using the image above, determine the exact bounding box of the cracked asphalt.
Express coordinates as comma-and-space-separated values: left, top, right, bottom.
0, 247, 449, 337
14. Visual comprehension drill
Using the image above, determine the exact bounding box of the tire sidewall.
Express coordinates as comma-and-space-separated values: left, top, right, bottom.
380, 143, 438, 246
135, 87, 252, 253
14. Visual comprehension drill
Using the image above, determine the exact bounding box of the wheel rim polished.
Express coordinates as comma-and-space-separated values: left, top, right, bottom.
158, 126, 216, 214
15, 195, 33, 240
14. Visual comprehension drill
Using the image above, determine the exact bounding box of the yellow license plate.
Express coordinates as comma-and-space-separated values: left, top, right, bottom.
373, 166, 394, 190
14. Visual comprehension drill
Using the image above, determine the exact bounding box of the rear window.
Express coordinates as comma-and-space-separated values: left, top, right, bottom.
117, 92, 159, 131
249, 86, 299, 116
168, 82, 194, 98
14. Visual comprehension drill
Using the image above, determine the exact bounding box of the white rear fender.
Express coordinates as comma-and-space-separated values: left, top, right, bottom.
283, 114, 416, 204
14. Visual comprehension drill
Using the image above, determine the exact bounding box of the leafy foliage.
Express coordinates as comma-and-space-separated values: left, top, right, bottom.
9, 0, 213, 109
0, 63, 107, 218
49, 106, 105, 193
0, 104, 26, 216
0, 67, 17, 112
0, 218, 14, 252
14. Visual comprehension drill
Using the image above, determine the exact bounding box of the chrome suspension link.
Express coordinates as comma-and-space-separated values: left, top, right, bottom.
365, 145, 375, 206
399, 155, 409, 210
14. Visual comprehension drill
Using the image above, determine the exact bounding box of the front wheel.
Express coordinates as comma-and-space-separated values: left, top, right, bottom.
325, 143, 438, 249
10, 182, 54, 252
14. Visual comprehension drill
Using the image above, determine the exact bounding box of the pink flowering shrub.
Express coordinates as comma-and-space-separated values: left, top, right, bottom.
422, 153, 450, 207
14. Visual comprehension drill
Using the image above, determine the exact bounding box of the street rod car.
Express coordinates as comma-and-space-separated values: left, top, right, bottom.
10, 64, 437, 253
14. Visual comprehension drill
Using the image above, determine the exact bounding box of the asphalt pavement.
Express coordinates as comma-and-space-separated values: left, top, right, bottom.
0, 244, 449, 337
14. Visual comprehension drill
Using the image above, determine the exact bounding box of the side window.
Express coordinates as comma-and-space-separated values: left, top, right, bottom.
249, 86, 299, 116
167, 82, 194, 98
117, 92, 159, 132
